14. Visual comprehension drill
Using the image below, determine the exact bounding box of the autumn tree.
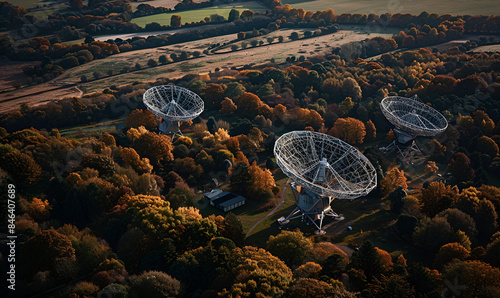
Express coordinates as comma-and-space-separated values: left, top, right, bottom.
80, 154, 117, 176
477, 136, 499, 158
339, 97, 355, 115
328, 117, 366, 144
420, 181, 459, 217
230, 161, 251, 194
120, 148, 153, 175
380, 168, 407, 195
129, 271, 182, 297
475, 198, 498, 243
424, 161, 439, 175
349, 241, 385, 281
320, 253, 348, 279
266, 230, 313, 267
293, 262, 322, 278
287, 278, 354, 298
485, 238, 500, 268
23, 197, 51, 221
169, 238, 235, 291
247, 161, 276, 200
171, 15, 182, 28
413, 216, 470, 251
166, 185, 195, 209
202, 83, 226, 109
368, 274, 416, 298
132, 130, 174, 166
365, 120, 376, 141
443, 260, 500, 297
70, 282, 99, 297
436, 208, 477, 240
435, 242, 470, 268
221, 246, 292, 297
0, 151, 42, 185
20, 230, 76, 279
228, 8, 240, 21
310, 242, 348, 263
342, 77, 362, 100
125, 109, 158, 131
448, 152, 474, 182
219, 97, 237, 114
234, 92, 264, 119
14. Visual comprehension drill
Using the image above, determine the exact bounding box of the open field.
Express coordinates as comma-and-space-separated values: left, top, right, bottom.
21, 0, 70, 19
281, 0, 500, 16
0, 28, 397, 112
473, 44, 500, 52
131, 0, 210, 10
131, 1, 267, 27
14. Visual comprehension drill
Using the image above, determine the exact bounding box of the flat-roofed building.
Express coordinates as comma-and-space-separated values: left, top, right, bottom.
204, 189, 246, 212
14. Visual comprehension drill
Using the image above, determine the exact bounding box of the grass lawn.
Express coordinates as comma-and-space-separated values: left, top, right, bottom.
59, 118, 125, 139
131, 1, 267, 28
281, 0, 500, 16
71, 60, 133, 79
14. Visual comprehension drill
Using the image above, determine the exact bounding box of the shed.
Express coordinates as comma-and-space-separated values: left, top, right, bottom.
204, 189, 246, 212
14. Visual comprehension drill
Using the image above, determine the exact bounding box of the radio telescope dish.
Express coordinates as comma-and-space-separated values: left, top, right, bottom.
274, 131, 377, 234
143, 85, 204, 138
380, 95, 448, 163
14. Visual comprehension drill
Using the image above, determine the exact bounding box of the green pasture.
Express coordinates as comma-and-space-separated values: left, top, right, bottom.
281, 0, 499, 16
131, 1, 267, 28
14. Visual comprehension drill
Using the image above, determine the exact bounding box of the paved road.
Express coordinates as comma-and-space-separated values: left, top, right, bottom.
245, 180, 288, 238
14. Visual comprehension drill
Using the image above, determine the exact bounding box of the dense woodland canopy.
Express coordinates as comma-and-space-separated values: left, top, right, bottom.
1, 0, 500, 297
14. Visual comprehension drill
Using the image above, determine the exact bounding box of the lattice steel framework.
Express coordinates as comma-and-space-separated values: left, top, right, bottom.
380, 95, 448, 163
274, 131, 377, 233
143, 85, 204, 137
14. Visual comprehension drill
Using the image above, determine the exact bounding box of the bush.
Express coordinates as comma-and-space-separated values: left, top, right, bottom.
147, 58, 158, 67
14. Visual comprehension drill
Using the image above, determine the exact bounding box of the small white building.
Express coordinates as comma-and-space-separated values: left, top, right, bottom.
204, 189, 246, 212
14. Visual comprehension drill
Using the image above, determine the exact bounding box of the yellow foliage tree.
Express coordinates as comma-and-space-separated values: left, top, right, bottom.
215, 128, 230, 143
247, 161, 276, 199
424, 161, 439, 175
25, 197, 52, 221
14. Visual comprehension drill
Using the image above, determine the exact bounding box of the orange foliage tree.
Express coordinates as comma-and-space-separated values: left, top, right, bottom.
328, 117, 366, 145
381, 168, 407, 195
365, 120, 376, 141
420, 182, 459, 217
435, 242, 470, 268
125, 109, 158, 131
219, 97, 237, 114
24, 198, 51, 221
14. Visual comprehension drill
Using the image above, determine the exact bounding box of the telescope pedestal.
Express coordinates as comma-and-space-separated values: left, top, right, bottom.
282, 182, 339, 233
381, 129, 424, 164
157, 119, 183, 139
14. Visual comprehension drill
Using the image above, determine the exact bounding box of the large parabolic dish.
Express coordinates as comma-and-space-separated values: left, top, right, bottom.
143, 85, 204, 137
274, 131, 377, 200
380, 96, 448, 137
143, 85, 204, 123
